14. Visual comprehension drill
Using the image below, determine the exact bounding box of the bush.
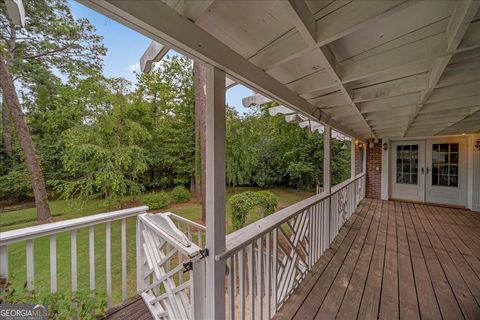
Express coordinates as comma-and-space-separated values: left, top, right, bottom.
229, 190, 278, 230
171, 186, 191, 203
141, 191, 169, 210
1, 284, 106, 319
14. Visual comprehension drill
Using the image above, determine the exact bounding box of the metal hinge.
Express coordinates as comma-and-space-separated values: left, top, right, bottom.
183, 248, 209, 272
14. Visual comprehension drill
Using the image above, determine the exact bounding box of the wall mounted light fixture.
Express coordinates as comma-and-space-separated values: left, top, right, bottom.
383, 142, 388, 151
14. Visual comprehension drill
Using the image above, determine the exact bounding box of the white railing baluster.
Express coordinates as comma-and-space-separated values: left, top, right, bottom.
256, 237, 263, 320
197, 230, 202, 247
50, 235, 57, 293
106, 221, 112, 308
227, 256, 235, 320
89, 226, 95, 292
265, 232, 271, 319
239, 249, 245, 320
248, 243, 254, 319
121, 218, 127, 302
272, 228, 278, 313
71, 230, 77, 293
0, 245, 8, 283
26, 240, 34, 291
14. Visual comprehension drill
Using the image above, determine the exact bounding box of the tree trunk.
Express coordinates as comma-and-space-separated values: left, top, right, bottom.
2, 95, 12, 157
193, 61, 207, 223
0, 53, 52, 222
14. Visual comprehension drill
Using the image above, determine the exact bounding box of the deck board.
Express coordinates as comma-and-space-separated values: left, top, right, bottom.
274, 199, 480, 320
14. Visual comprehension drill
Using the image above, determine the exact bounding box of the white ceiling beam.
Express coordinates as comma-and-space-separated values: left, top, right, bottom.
404, 0, 480, 136
285, 70, 336, 94
358, 94, 419, 114
249, 0, 411, 71
340, 33, 445, 83
282, 0, 376, 139
78, 0, 362, 140
308, 91, 348, 108
420, 95, 480, 114
140, 41, 169, 72
352, 73, 428, 103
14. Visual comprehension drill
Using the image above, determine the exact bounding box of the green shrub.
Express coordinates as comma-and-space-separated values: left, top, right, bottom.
0, 285, 106, 319
171, 186, 191, 203
141, 191, 169, 210
229, 190, 278, 230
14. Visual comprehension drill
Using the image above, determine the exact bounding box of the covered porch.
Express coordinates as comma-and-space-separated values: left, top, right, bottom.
1, 0, 480, 319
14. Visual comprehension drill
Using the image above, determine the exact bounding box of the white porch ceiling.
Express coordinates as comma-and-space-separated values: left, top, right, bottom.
80, 0, 480, 139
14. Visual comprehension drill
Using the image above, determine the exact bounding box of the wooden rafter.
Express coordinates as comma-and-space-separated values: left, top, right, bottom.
282, 0, 376, 139
404, 0, 480, 136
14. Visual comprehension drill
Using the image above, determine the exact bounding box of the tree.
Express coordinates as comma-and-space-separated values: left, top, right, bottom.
59, 77, 151, 202
135, 56, 195, 190
0, 0, 106, 221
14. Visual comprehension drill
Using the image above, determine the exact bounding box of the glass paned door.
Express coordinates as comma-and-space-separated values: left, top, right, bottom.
396, 145, 418, 184
425, 138, 466, 206
391, 141, 425, 202
431, 143, 459, 187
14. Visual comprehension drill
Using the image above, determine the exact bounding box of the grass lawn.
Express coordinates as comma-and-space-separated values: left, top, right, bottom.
0, 187, 313, 307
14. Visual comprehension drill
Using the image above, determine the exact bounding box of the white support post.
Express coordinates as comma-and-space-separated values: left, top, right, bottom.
381, 139, 390, 200
362, 143, 367, 174
205, 65, 226, 320
324, 126, 332, 193
324, 126, 332, 246
351, 140, 356, 179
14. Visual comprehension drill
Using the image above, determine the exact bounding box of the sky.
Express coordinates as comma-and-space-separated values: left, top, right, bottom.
69, 1, 253, 114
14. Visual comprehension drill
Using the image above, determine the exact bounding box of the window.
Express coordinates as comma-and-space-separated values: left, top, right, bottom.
432, 143, 458, 187
396, 145, 418, 184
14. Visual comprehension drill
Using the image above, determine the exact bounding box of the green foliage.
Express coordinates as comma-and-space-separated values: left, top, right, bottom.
134, 56, 195, 189
56, 77, 151, 203
0, 165, 31, 200
229, 191, 278, 230
141, 192, 170, 210
171, 186, 191, 203
1, 284, 106, 319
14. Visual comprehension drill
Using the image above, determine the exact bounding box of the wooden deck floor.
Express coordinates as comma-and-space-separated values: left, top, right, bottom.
274, 198, 480, 320
101, 295, 152, 320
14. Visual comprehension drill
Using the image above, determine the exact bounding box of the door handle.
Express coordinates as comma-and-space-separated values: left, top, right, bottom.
421, 168, 424, 174
426, 167, 430, 174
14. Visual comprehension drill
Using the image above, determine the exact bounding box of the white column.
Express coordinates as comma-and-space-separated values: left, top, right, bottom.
324, 126, 331, 193
351, 140, 356, 180
381, 139, 389, 200
324, 126, 332, 246
205, 65, 226, 319
362, 143, 367, 174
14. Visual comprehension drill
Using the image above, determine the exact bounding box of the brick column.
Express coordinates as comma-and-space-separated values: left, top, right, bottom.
366, 140, 382, 199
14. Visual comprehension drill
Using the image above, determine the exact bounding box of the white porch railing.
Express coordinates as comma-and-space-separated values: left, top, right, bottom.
0, 173, 365, 320
0, 206, 148, 309
216, 173, 366, 320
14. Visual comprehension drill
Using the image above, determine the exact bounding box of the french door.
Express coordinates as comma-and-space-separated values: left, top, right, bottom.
390, 138, 467, 206
391, 141, 425, 202
425, 138, 467, 206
